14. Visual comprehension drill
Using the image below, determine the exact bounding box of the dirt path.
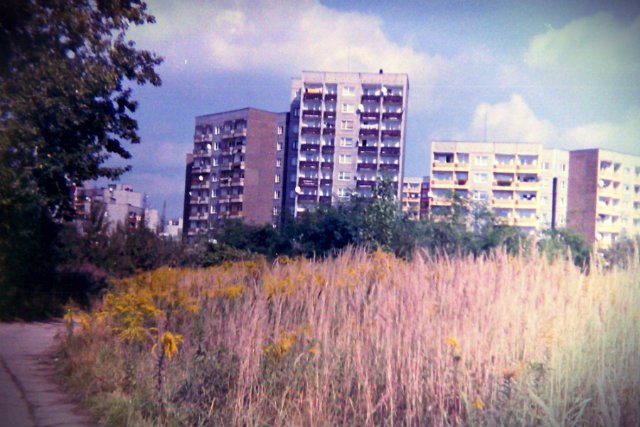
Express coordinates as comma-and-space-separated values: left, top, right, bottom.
0, 321, 95, 427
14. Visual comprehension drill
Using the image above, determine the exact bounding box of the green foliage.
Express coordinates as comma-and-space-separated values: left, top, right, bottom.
0, 0, 161, 318
537, 228, 591, 270
600, 235, 639, 269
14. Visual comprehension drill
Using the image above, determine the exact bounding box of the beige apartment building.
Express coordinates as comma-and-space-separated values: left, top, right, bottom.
430, 141, 569, 234
285, 71, 409, 216
568, 149, 640, 247
401, 176, 425, 220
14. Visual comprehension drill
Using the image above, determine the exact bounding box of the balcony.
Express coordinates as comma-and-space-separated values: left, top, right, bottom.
361, 94, 381, 102
234, 128, 247, 137
455, 179, 469, 186
324, 110, 336, 118
361, 111, 379, 120
515, 180, 539, 190
494, 163, 516, 172
300, 143, 320, 152
301, 126, 321, 135
324, 93, 337, 101
299, 160, 320, 170
384, 95, 403, 103
190, 181, 211, 189
359, 128, 378, 137
514, 217, 538, 228
227, 211, 244, 219
230, 195, 244, 203
299, 177, 319, 187
379, 163, 399, 171
298, 194, 318, 202
515, 198, 538, 206
358, 146, 378, 154
193, 149, 212, 158
380, 147, 400, 156
599, 168, 620, 181
190, 196, 210, 205
302, 109, 322, 118
323, 127, 335, 135
493, 180, 514, 188
221, 162, 233, 171
357, 163, 377, 171
517, 163, 539, 172
320, 178, 333, 186
188, 212, 209, 221
303, 91, 323, 100
432, 161, 455, 171
230, 177, 244, 186
431, 179, 455, 187
356, 179, 376, 188
319, 195, 332, 204
381, 129, 401, 137
321, 145, 335, 154
321, 162, 334, 170
492, 199, 515, 208
454, 162, 470, 170
219, 178, 232, 187
382, 112, 403, 120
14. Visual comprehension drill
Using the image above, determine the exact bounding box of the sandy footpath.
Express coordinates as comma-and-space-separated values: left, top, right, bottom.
0, 321, 95, 427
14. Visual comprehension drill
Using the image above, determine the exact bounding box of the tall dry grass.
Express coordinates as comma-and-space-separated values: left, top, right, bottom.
59, 248, 640, 426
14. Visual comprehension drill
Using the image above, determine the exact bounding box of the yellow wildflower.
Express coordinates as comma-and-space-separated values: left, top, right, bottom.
473, 396, 485, 410
161, 332, 183, 359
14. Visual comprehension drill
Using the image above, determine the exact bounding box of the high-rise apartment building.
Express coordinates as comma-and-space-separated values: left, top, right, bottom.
183, 108, 288, 240
284, 71, 409, 216
429, 141, 569, 234
567, 149, 640, 247
401, 176, 424, 220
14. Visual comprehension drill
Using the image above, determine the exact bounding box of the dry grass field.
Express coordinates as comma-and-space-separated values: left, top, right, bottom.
59, 248, 640, 426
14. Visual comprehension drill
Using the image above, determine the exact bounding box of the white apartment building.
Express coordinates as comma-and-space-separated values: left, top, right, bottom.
429, 141, 569, 234
285, 71, 409, 216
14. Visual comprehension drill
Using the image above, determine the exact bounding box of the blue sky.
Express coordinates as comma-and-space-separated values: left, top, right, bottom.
111, 0, 640, 218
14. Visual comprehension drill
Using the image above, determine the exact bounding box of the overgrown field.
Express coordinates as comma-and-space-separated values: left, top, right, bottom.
59, 249, 640, 426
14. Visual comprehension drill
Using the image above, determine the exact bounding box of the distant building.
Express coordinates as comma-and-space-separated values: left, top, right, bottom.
401, 176, 424, 220
567, 148, 640, 248
183, 108, 288, 240
159, 218, 183, 241
284, 71, 409, 216
429, 141, 569, 234
419, 178, 431, 220
74, 183, 159, 233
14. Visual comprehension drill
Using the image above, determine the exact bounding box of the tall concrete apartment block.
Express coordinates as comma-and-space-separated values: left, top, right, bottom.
183, 108, 288, 240
430, 141, 569, 234
401, 176, 424, 220
284, 71, 409, 216
567, 149, 640, 247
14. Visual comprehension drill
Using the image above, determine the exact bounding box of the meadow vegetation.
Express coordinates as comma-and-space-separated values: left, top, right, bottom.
59, 248, 640, 426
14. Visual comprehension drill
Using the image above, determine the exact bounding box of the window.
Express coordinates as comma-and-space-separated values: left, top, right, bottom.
275, 174, 281, 183
276, 142, 283, 151
342, 86, 355, 96
211, 206, 217, 214
472, 191, 488, 201
342, 103, 355, 113
339, 154, 352, 164
340, 137, 354, 147
211, 189, 218, 198
338, 188, 351, 197
274, 190, 281, 199
212, 158, 218, 166
474, 173, 488, 183
213, 142, 219, 150
276, 159, 282, 167
277, 126, 284, 135
214, 126, 221, 135
338, 171, 352, 181
211, 173, 218, 182
475, 155, 489, 166
273, 207, 279, 216
341, 120, 354, 130
293, 108, 299, 117
542, 162, 550, 170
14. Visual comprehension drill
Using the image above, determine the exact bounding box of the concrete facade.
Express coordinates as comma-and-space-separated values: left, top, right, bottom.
284, 71, 409, 216
401, 176, 424, 220
183, 108, 288, 240
429, 141, 569, 234
567, 149, 640, 247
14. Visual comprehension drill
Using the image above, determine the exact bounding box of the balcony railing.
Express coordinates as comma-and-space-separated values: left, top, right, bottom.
384, 95, 403, 103
190, 196, 210, 205
320, 178, 333, 186
382, 112, 403, 120
321, 145, 335, 154
299, 177, 319, 187
361, 111, 379, 120
380, 147, 400, 156
300, 143, 320, 152
493, 180, 514, 187
303, 92, 323, 100
302, 109, 322, 117
359, 128, 378, 137
381, 129, 401, 137
190, 181, 211, 189
324, 111, 336, 118
357, 163, 377, 171
324, 93, 337, 101
432, 161, 455, 170
299, 160, 319, 169
230, 195, 243, 203
361, 94, 381, 102
323, 127, 335, 135
321, 162, 334, 170
356, 179, 376, 188
379, 163, 399, 171
358, 146, 377, 154
298, 194, 318, 202
301, 126, 321, 135
319, 195, 331, 204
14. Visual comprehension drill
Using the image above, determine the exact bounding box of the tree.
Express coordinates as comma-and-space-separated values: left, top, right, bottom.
0, 0, 162, 318
356, 178, 400, 249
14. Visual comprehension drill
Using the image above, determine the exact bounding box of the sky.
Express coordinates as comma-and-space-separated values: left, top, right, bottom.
109, 0, 640, 218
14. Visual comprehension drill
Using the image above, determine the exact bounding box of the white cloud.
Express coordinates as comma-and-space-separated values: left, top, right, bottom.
467, 94, 557, 143
561, 109, 640, 155
523, 12, 640, 81
135, 0, 448, 109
